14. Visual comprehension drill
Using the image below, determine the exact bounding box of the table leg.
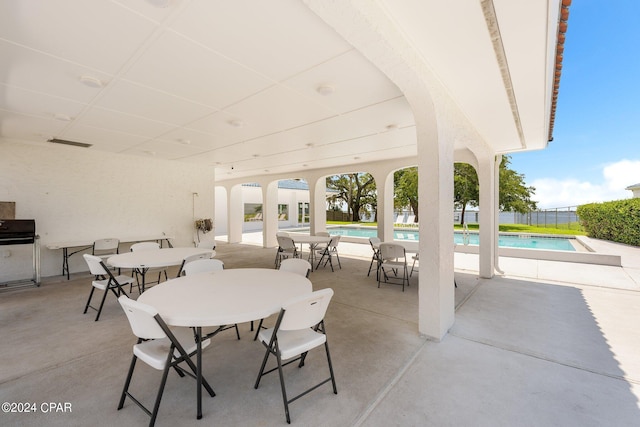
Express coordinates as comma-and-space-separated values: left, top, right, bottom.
197, 326, 202, 420
62, 248, 69, 280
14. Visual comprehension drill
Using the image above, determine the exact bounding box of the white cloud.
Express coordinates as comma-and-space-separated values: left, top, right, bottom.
531, 159, 640, 209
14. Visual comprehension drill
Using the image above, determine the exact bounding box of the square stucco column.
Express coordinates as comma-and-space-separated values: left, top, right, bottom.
417, 133, 455, 341
309, 176, 326, 235
227, 185, 243, 244
262, 182, 279, 248
478, 154, 498, 278
375, 172, 395, 243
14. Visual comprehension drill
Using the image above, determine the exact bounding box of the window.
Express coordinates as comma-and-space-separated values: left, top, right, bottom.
244, 203, 263, 222
278, 204, 288, 221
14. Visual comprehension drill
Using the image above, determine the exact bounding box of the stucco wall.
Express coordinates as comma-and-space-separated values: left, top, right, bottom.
215, 185, 311, 235
0, 140, 215, 282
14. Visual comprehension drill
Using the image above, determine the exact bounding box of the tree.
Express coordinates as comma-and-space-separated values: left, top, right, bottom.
498, 156, 537, 213
394, 155, 537, 226
326, 173, 377, 222
394, 167, 419, 222
453, 163, 479, 226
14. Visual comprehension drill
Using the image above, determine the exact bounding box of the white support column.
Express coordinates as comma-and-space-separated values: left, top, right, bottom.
262, 181, 279, 248
375, 171, 394, 242
477, 154, 497, 278
227, 184, 243, 244
417, 127, 455, 341
309, 176, 326, 235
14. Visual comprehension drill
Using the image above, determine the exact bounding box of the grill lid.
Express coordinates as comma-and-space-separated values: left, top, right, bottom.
0, 219, 36, 245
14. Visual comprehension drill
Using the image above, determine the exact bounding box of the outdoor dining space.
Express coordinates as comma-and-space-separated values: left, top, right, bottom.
3, 236, 640, 426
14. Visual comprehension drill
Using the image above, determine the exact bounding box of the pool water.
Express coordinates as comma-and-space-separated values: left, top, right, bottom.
319, 226, 576, 252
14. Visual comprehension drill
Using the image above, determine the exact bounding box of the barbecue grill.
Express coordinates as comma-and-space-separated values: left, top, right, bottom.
0, 219, 40, 289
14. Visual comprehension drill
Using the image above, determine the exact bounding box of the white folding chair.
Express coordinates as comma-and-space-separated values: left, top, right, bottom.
82, 254, 136, 321
378, 242, 409, 291
117, 296, 215, 427
196, 240, 216, 250
130, 241, 168, 289
315, 235, 341, 271
176, 252, 214, 277
275, 235, 299, 268
182, 258, 224, 276
279, 258, 311, 278
253, 258, 313, 341
92, 238, 120, 262
410, 252, 419, 277
367, 237, 381, 277
182, 259, 239, 340
254, 289, 337, 424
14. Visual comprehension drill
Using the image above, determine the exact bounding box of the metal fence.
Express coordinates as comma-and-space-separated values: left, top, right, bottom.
454, 206, 582, 230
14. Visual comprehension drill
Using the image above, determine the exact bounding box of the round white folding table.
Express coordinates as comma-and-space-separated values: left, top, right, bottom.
137, 268, 312, 420
289, 235, 331, 271
107, 247, 214, 291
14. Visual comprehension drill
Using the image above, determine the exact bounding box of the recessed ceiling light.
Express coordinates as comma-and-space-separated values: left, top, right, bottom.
302, 164, 308, 167
53, 113, 72, 121
316, 84, 334, 96
386, 123, 398, 131
228, 119, 244, 127
145, 0, 171, 7
264, 169, 270, 173
305, 143, 314, 148
143, 150, 156, 156
252, 154, 260, 158
354, 156, 361, 160
178, 139, 191, 145
214, 162, 222, 165
79, 75, 104, 88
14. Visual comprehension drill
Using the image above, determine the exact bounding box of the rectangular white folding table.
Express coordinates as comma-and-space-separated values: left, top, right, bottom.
46, 235, 173, 279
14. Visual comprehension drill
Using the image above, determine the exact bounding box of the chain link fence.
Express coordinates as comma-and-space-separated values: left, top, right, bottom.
454, 206, 582, 230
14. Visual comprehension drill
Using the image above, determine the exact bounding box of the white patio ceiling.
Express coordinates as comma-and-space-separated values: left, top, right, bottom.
0, 0, 561, 181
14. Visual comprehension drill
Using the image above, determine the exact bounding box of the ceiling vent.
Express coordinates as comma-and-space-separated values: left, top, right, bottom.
47, 138, 92, 148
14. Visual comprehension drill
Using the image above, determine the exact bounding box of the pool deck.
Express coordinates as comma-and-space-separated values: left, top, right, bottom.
2, 232, 639, 426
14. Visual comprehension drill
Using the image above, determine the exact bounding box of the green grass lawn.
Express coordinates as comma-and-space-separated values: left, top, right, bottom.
327, 221, 586, 236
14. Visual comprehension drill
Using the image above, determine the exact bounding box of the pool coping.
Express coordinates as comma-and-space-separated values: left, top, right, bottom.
289, 227, 622, 267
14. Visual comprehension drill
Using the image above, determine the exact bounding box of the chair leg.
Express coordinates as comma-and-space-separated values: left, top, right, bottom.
275, 353, 291, 424
234, 324, 241, 340
118, 354, 138, 410
83, 286, 96, 314
94, 288, 109, 321
254, 347, 272, 389
149, 349, 174, 427
324, 341, 338, 394
253, 319, 264, 341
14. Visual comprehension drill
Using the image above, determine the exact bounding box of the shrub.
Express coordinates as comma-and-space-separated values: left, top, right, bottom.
577, 198, 640, 246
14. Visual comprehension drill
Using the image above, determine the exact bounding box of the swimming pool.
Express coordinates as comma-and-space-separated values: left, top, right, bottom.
313, 226, 576, 252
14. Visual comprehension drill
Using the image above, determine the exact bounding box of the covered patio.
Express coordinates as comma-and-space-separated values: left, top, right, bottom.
2, 0, 568, 341
1, 237, 639, 426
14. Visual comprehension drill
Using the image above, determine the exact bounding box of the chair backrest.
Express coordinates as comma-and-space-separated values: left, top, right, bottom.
276, 231, 289, 237
279, 258, 311, 278
182, 258, 224, 276
328, 235, 341, 249
278, 288, 334, 331
83, 253, 110, 276
197, 240, 216, 250
177, 252, 212, 277
369, 237, 381, 249
379, 242, 405, 260
277, 235, 296, 251
118, 296, 166, 340
93, 238, 119, 254
130, 241, 160, 252
315, 231, 330, 237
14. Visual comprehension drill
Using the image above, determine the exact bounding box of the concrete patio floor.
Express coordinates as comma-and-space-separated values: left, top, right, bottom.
1, 235, 639, 426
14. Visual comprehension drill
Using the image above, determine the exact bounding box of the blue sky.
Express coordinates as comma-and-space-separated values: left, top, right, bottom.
509, 0, 640, 209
